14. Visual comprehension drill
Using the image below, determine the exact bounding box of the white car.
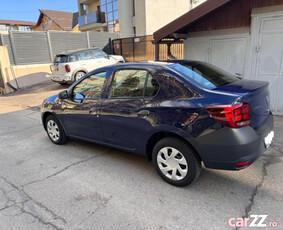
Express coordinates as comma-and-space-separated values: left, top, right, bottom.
50, 48, 125, 84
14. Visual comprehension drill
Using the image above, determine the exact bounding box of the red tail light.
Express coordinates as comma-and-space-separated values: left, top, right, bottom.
235, 160, 251, 168
65, 64, 71, 72
206, 103, 251, 128
50, 65, 54, 72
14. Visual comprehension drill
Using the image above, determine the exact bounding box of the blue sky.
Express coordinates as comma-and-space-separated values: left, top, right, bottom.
0, 0, 78, 22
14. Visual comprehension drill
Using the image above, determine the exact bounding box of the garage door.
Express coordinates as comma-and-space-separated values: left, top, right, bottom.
253, 15, 283, 115
184, 35, 248, 77
209, 38, 247, 77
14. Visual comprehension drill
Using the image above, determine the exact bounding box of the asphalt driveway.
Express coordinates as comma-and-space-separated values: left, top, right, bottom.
0, 81, 282, 230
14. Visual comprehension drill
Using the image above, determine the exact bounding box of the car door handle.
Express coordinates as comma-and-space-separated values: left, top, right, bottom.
138, 110, 149, 117
89, 107, 99, 115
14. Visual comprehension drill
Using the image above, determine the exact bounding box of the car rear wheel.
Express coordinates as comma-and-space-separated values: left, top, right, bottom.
75, 71, 85, 81
152, 137, 201, 187
45, 115, 68, 145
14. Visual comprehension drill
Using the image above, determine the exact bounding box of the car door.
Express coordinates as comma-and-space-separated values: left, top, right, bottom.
100, 68, 160, 150
77, 50, 98, 72
60, 71, 107, 141
92, 49, 115, 68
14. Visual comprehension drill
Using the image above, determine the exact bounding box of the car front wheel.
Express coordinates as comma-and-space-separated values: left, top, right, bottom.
45, 115, 68, 145
152, 137, 201, 187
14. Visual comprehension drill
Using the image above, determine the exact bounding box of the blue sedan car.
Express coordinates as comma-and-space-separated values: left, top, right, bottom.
41, 60, 274, 186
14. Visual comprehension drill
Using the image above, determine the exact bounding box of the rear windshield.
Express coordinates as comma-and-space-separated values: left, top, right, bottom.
54, 55, 67, 64
169, 62, 238, 89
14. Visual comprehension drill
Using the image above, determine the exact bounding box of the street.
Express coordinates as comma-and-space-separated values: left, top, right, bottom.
0, 81, 282, 230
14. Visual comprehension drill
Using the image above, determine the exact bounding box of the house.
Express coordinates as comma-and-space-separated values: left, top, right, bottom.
0, 20, 35, 33
77, 0, 206, 37
154, 0, 283, 115
32, 9, 79, 32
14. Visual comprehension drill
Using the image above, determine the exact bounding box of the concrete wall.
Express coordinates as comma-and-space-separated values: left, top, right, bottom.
0, 46, 51, 94
12, 64, 51, 89
133, 0, 146, 36
118, 0, 135, 37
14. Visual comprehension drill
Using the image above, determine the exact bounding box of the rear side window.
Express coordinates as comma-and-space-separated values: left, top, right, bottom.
72, 72, 107, 100
54, 55, 66, 64
68, 54, 79, 62
170, 63, 238, 89
110, 69, 159, 98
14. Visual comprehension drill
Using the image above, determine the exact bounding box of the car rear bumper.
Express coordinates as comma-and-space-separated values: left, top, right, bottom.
190, 113, 274, 170
51, 74, 72, 83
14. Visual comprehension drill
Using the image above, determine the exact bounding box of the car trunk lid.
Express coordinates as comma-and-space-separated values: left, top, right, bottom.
214, 79, 270, 129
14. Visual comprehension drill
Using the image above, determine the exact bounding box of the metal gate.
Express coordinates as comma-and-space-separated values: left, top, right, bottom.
112, 35, 183, 62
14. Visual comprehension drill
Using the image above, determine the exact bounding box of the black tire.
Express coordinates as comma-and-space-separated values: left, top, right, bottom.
75, 71, 86, 81
59, 82, 67, 85
45, 115, 68, 145
152, 137, 201, 187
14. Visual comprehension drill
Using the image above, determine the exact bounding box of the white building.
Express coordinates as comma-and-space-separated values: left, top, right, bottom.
77, 0, 206, 37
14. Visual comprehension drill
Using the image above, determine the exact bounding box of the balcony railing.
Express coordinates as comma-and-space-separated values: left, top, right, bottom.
78, 11, 105, 26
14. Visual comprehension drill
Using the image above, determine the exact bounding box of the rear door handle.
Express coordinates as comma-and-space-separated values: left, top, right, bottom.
138, 110, 149, 117
89, 107, 99, 115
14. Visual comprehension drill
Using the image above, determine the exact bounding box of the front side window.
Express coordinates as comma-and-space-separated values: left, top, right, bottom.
93, 49, 107, 59
111, 69, 159, 98
72, 72, 107, 101
78, 51, 93, 61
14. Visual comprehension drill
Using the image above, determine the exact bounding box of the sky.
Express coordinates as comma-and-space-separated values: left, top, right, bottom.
0, 0, 78, 22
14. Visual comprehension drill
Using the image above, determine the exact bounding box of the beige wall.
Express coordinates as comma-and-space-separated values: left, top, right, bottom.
0, 46, 13, 94
144, 0, 190, 36
192, 0, 207, 8
86, 1, 100, 14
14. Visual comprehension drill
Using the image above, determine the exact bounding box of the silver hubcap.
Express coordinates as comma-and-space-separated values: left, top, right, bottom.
76, 72, 84, 80
47, 120, 60, 142
157, 147, 188, 181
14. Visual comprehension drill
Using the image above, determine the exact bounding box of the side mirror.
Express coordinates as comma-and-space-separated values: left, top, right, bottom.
58, 90, 69, 99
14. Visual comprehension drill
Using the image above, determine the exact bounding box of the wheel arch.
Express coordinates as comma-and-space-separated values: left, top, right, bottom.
42, 112, 68, 136
146, 131, 201, 162
42, 112, 53, 131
